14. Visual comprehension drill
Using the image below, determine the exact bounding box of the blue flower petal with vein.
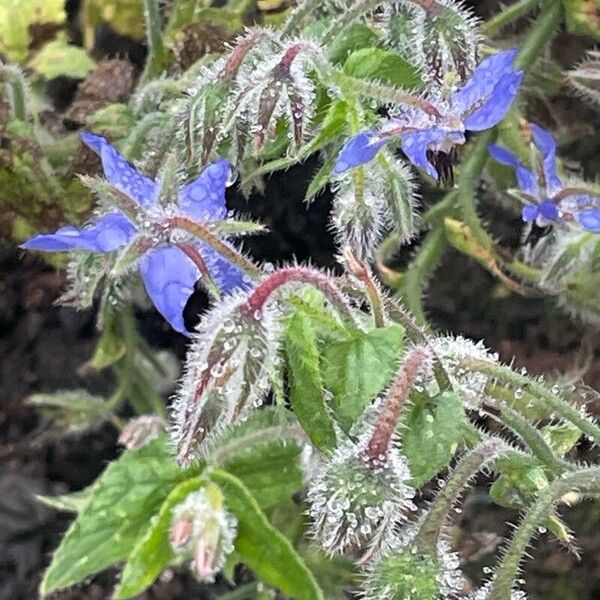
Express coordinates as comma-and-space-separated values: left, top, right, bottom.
488, 124, 600, 233
22, 133, 250, 334
334, 49, 523, 179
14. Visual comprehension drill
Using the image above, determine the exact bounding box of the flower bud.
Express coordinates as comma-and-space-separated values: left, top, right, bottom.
429, 335, 498, 407
172, 291, 282, 465
118, 415, 166, 450
169, 485, 237, 582
307, 439, 415, 558
391, 0, 479, 84
567, 50, 600, 110
526, 229, 600, 325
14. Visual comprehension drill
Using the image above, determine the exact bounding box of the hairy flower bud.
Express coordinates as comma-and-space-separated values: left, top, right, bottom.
469, 580, 528, 600
227, 39, 318, 151
567, 50, 600, 110
362, 533, 465, 600
392, 0, 480, 84
169, 485, 237, 582
172, 291, 282, 465
525, 230, 600, 325
118, 415, 166, 450
307, 439, 415, 558
430, 335, 498, 406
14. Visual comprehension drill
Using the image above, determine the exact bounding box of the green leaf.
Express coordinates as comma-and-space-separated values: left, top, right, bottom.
37, 489, 93, 513
304, 150, 339, 204
205, 407, 305, 509
308, 99, 350, 154
564, 0, 600, 39
0, 0, 65, 62
329, 23, 379, 64
210, 470, 324, 600
115, 477, 206, 599
41, 435, 187, 595
401, 391, 468, 486
542, 422, 582, 455
285, 312, 337, 453
343, 48, 421, 89
27, 390, 110, 432
321, 324, 405, 432
29, 39, 95, 79
489, 452, 550, 509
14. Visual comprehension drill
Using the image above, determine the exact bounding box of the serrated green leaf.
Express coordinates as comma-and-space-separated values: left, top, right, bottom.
542, 422, 582, 455
115, 477, 206, 599
329, 23, 380, 65
343, 48, 421, 89
564, 0, 600, 39
309, 99, 350, 154
41, 435, 187, 595
29, 39, 95, 79
490, 452, 550, 509
210, 470, 324, 600
402, 391, 468, 486
285, 312, 337, 453
321, 324, 405, 432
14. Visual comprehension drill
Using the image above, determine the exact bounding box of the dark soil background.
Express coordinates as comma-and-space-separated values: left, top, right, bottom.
1, 1, 600, 599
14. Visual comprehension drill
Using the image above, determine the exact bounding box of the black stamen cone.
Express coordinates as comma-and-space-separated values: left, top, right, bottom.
183, 282, 212, 333
426, 148, 458, 186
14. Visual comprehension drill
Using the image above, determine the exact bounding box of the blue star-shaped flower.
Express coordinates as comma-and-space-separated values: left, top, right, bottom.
334, 49, 523, 179
23, 133, 250, 334
488, 124, 600, 233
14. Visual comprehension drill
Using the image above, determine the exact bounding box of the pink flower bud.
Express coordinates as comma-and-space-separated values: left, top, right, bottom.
118, 415, 165, 450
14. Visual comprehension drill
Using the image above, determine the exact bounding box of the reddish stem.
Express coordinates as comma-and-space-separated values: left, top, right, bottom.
363, 346, 430, 463
241, 266, 356, 323
176, 242, 221, 299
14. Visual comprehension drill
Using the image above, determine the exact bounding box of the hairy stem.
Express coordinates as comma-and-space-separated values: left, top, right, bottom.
167, 215, 263, 279
142, 0, 171, 82
364, 346, 431, 461
467, 359, 600, 445
414, 437, 509, 556
487, 467, 600, 600
242, 267, 357, 325
482, 0, 541, 37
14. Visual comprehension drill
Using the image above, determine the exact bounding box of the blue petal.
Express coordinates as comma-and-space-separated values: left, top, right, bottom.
22, 212, 135, 253
452, 48, 520, 113
139, 245, 200, 334
463, 71, 523, 131
530, 124, 562, 193
401, 128, 448, 180
178, 159, 230, 220
81, 132, 157, 208
198, 242, 252, 295
577, 209, 600, 232
537, 200, 559, 222
522, 205, 538, 222
333, 131, 388, 173
488, 144, 538, 195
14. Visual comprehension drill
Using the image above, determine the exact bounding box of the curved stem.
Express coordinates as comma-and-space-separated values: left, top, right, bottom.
483, 390, 571, 473
414, 437, 510, 556
482, 0, 541, 37
466, 359, 600, 445
141, 0, 171, 82
401, 226, 447, 324
487, 467, 600, 600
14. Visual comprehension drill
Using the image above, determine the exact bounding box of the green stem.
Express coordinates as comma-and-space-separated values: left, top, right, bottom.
401, 226, 447, 324
487, 467, 600, 600
514, 0, 563, 70
280, 0, 321, 38
414, 437, 509, 556
141, 0, 171, 82
483, 389, 571, 473
324, 0, 394, 45
467, 359, 600, 445
2, 65, 28, 121
121, 112, 167, 159
482, 0, 541, 37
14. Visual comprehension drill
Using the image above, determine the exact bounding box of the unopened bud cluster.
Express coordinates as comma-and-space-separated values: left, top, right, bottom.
169, 486, 237, 582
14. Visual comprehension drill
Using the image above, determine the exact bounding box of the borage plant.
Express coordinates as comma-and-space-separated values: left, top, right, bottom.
12, 0, 600, 599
